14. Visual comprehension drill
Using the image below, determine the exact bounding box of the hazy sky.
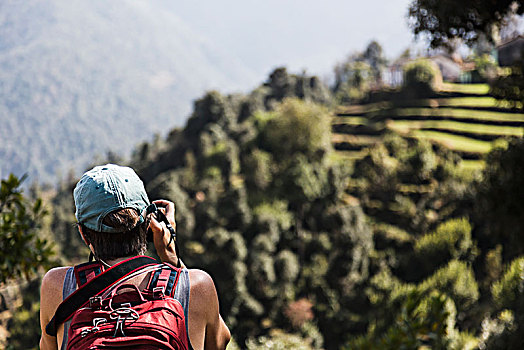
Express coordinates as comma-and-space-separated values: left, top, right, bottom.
170, 0, 416, 81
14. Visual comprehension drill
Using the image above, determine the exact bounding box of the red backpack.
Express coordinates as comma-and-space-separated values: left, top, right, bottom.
46, 256, 189, 350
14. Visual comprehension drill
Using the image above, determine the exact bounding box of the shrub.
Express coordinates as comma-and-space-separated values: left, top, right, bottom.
334, 61, 373, 104
260, 98, 331, 162
0, 174, 55, 283
344, 291, 455, 350
491, 256, 524, 310
419, 260, 479, 312
474, 138, 524, 260
473, 54, 498, 82
402, 59, 442, 97
489, 60, 524, 109
5, 278, 41, 350
414, 218, 478, 274
246, 329, 315, 350
478, 310, 517, 350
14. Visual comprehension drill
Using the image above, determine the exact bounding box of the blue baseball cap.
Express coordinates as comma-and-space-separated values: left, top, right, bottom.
73, 164, 150, 233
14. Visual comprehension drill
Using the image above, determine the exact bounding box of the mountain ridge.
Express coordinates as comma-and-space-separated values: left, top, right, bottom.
0, 0, 256, 184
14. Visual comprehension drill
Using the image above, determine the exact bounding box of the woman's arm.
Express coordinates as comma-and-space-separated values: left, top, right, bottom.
189, 270, 231, 350
39, 267, 70, 350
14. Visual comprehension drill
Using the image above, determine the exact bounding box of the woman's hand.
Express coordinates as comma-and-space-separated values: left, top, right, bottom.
148, 199, 185, 267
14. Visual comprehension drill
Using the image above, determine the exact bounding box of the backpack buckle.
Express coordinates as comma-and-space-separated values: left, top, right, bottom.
81, 318, 107, 337
89, 296, 102, 309
110, 307, 139, 337
153, 286, 165, 299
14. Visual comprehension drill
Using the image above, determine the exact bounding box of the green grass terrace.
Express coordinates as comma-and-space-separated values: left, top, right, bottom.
331, 84, 524, 170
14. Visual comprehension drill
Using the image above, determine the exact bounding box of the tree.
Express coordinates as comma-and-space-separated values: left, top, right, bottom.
350, 133, 468, 236
408, 0, 523, 48
50, 180, 88, 260
0, 174, 55, 284
333, 41, 388, 103
333, 60, 373, 103
402, 59, 442, 97
474, 138, 524, 261
260, 98, 331, 164
264, 67, 332, 106
362, 40, 388, 84
344, 291, 454, 350
499, 4, 524, 42
6, 278, 42, 350
490, 60, 524, 109
480, 256, 524, 349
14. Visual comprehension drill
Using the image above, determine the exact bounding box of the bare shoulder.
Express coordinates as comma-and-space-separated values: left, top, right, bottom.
186, 269, 221, 318
42, 266, 71, 282
41, 267, 71, 297
40, 267, 72, 318
187, 269, 217, 298
187, 269, 214, 286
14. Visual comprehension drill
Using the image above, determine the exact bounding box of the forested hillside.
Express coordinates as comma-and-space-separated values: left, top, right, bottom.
8, 66, 517, 349
0, 0, 255, 184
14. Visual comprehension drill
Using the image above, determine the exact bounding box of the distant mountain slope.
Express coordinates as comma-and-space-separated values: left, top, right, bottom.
0, 0, 256, 184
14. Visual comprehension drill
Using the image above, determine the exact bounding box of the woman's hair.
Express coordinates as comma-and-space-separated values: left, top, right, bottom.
81, 208, 149, 260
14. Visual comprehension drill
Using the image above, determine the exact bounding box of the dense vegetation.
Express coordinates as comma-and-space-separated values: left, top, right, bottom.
0, 175, 55, 284
3, 64, 522, 349
490, 59, 524, 110
408, 0, 522, 48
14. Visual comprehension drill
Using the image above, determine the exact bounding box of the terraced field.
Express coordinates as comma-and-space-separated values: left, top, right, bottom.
332, 84, 524, 170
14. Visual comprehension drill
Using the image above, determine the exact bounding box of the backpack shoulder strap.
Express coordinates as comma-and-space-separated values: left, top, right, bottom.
73, 261, 104, 287
146, 264, 182, 298
45, 255, 158, 336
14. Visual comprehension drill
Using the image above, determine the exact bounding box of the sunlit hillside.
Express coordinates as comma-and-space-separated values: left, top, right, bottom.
332, 83, 524, 171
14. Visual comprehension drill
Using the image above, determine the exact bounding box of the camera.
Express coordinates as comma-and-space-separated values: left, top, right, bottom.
145, 203, 176, 244
145, 203, 181, 267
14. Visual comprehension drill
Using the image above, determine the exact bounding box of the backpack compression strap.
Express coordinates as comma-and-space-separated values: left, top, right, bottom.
45, 255, 159, 336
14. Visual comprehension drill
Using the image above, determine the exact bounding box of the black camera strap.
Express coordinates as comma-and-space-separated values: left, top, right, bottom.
155, 210, 181, 268
146, 203, 182, 268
